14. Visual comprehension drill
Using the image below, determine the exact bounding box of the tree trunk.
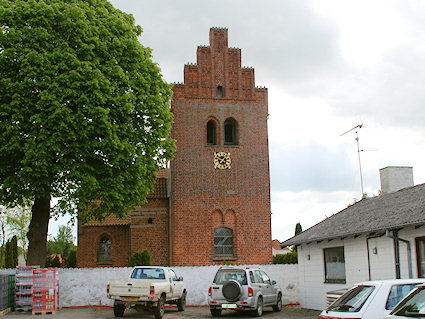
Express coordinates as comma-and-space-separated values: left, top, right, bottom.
26, 197, 50, 266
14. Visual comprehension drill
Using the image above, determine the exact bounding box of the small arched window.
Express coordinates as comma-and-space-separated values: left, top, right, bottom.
98, 236, 111, 262
217, 86, 223, 98
207, 120, 217, 145
214, 227, 233, 256
224, 119, 237, 145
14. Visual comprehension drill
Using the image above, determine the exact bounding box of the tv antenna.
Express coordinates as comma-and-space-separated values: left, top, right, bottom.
340, 124, 365, 197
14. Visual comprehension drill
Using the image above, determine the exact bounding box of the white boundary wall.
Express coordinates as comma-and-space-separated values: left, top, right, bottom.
2, 264, 299, 307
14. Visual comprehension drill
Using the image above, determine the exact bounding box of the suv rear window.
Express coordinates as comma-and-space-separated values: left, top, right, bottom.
327, 285, 375, 312
213, 270, 247, 285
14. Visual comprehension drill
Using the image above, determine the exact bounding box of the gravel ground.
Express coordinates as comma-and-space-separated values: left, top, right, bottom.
5, 305, 320, 319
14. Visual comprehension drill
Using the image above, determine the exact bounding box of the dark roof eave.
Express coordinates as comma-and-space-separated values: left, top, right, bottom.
281, 221, 425, 247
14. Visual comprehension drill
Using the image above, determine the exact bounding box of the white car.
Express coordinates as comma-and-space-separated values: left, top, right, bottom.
385, 283, 425, 319
319, 279, 425, 319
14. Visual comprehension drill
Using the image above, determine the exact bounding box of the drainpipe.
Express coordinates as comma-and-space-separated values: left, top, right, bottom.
385, 230, 413, 279
366, 233, 384, 280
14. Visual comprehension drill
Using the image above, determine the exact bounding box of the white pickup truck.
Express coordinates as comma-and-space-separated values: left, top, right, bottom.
107, 266, 187, 318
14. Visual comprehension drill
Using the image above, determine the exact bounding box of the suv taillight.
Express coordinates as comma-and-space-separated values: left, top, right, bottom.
107, 284, 110, 294
208, 287, 212, 296
248, 287, 253, 297
150, 285, 155, 295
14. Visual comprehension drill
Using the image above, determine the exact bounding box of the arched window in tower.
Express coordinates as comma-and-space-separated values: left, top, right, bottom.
224, 118, 237, 145
207, 120, 217, 145
214, 227, 233, 256
217, 86, 223, 98
98, 236, 111, 262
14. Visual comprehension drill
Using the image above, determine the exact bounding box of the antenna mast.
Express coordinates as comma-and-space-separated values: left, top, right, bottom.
340, 124, 364, 197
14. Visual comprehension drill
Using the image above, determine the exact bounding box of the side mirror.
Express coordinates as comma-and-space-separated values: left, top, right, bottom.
271, 280, 277, 285
178, 276, 183, 281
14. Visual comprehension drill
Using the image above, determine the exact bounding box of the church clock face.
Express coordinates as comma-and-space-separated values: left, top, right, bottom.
214, 152, 231, 169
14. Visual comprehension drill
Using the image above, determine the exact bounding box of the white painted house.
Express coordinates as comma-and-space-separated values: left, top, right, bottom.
281, 167, 425, 310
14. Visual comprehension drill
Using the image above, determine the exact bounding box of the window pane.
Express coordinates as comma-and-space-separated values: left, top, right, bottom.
386, 284, 420, 310
327, 285, 375, 312
207, 121, 216, 145
214, 227, 233, 256
224, 121, 235, 145
417, 237, 425, 277
98, 237, 111, 262
324, 246, 346, 282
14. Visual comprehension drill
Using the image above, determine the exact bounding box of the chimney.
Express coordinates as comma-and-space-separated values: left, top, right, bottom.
380, 166, 414, 194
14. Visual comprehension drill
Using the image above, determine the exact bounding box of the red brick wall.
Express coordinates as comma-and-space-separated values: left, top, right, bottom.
170, 27, 272, 266
77, 224, 130, 268
129, 199, 169, 266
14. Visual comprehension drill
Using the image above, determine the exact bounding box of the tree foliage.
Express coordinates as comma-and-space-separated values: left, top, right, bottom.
273, 251, 298, 264
0, 0, 175, 265
0, 203, 32, 261
295, 222, 303, 236
129, 250, 151, 267
46, 225, 76, 267
4, 236, 18, 268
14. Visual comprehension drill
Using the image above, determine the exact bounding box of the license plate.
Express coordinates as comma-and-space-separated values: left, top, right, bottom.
122, 297, 138, 302
222, 304, 237, 309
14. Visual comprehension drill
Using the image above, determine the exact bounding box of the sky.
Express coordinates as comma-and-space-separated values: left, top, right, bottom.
48, 0, 425, 243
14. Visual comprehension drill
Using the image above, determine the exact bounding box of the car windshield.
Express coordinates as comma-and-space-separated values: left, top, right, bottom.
131, 268, 165, 280
327, 285, 375, 312
213, 270, 247, 285
386, 284, 423, 310
391, 287, 425, 317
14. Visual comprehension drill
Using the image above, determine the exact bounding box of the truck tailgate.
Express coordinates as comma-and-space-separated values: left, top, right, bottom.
109, 280, 150, 297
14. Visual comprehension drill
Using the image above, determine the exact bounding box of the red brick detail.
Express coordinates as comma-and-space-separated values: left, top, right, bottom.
170, 27, 272, 266
77, 224, 129, 268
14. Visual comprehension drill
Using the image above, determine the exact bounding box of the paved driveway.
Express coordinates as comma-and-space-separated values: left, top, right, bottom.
6, 306, 320, 319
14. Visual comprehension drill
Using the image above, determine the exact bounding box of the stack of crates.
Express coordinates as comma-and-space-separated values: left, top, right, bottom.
7, 274, 15, 310
0, 274, 8, 312
32, 268, 58, 315
15, 266, 39, 311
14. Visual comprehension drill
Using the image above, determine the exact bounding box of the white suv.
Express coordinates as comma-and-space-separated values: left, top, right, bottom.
208, 267, 282, 317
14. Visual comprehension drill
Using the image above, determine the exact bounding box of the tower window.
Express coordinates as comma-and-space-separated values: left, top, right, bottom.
224, 119, 237, 145
214, 227, 233, 256
98, 236, 111, 262
217, 86, 223, 98
207, 120, 217, 145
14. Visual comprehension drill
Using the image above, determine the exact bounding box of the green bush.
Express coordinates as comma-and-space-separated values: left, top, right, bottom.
129, 250, 151, 267
273, 251, 298, 264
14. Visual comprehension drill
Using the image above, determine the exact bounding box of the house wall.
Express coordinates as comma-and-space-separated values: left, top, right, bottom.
297, 226, 425, 310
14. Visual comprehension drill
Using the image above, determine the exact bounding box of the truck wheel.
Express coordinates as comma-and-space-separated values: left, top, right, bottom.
272, 293, 282, 312
177, 292, 186, 311
210, 308, 222, 317
154, 296, 165, 319
113, 304, 125, 317
252, 296, 263, 317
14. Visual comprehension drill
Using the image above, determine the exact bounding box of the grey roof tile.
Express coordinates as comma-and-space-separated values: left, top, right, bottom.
281, 183, 425, 247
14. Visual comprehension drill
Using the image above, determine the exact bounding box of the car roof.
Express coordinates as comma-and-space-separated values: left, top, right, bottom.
355, 279, 425, 286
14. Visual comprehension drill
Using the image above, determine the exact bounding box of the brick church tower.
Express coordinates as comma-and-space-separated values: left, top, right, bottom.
170, 27, 271, 265
76, 27, 271, 267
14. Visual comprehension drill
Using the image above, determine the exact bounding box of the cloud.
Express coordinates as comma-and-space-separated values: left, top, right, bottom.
270, 139, 357, 193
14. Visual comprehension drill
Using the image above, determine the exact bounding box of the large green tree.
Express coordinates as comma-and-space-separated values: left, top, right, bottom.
0, 0, 175, 266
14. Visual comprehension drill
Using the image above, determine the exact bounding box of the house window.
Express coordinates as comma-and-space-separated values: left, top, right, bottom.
324, 246, 346, 283
207, 120, 217, 145
416, 237, 425, 277
214, 227, 233, 256
224, 119, 237, 145
98, 236, 111, 262
217, 86, 223, 98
